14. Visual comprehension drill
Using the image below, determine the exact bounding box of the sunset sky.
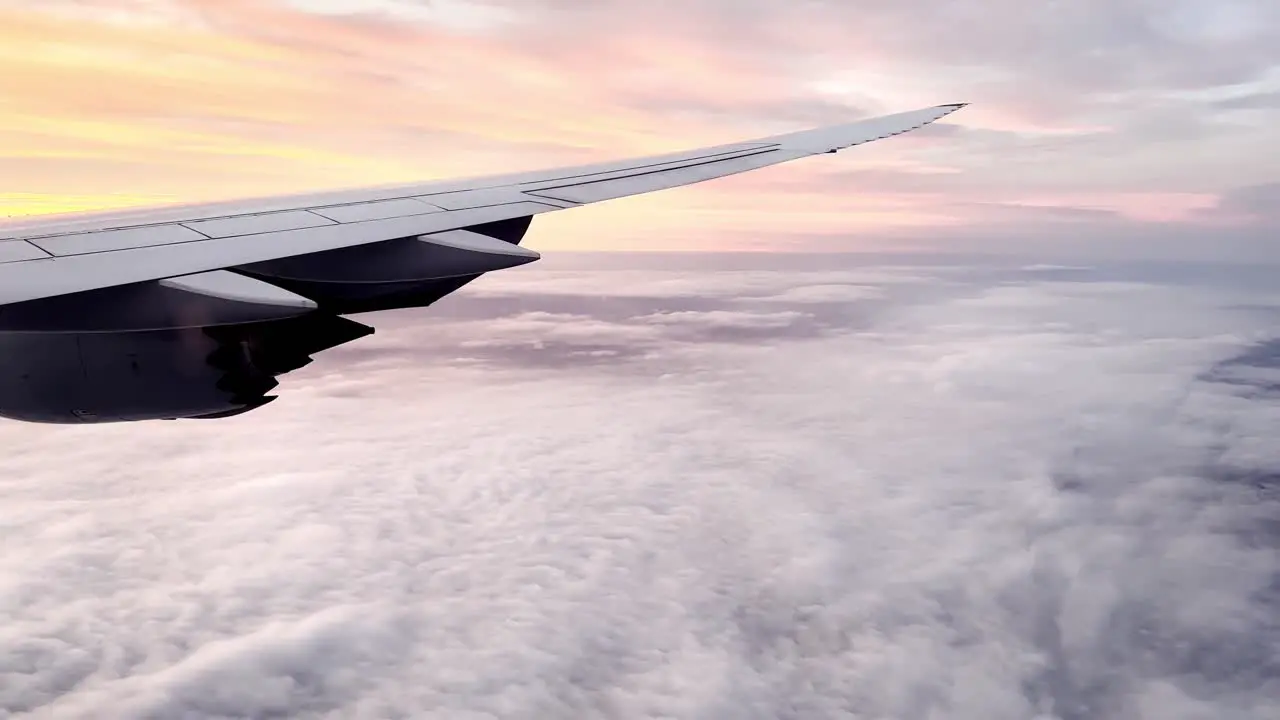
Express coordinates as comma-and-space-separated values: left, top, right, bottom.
5, 5, 1280, 715
1, 0, 1276, 258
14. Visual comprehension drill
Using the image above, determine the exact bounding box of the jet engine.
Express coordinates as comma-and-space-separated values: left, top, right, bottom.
0, 314, 373, 423
0, 217, 537, 423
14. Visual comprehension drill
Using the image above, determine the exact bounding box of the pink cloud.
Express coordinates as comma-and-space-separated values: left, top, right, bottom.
1, 0, 1269, 254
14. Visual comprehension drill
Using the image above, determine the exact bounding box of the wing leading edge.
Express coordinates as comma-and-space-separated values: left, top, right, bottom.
0, 103, 965, 306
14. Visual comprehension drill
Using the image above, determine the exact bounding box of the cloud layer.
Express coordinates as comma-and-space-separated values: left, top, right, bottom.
2, 253, 1278, 718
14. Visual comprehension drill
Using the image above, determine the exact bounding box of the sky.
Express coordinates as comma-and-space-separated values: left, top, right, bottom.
3, 254, 1280, 717
2, 4, 1280, 717
0, 0, 1276, 259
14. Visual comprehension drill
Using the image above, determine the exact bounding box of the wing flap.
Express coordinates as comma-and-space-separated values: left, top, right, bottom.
32, 224, 206, 256
182, 210, 336, 239
417, 187, 557, 211
310, 198, 444, 223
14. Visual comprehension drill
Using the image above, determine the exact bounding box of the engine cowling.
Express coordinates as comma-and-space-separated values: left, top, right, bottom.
0, 314, 372, 424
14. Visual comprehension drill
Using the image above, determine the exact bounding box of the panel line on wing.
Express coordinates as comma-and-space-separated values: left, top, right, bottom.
0, 240, 52, 264
528, 148, 781, 192
514, 143, 778, 187
308, 197, 446, 223
523, 148, 796, 204
415, 189, 579, 212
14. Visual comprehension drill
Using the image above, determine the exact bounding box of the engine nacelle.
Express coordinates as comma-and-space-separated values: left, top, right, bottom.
0, 314, 372, 423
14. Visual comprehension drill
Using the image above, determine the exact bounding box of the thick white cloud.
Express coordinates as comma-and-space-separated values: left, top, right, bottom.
1, 257, 1278, 718
635, 309, 810, 330
742, 284, 887, 304
463, 266, 942, 300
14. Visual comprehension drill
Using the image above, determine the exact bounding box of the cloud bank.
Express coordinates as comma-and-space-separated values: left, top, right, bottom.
1, 253, 1278, 718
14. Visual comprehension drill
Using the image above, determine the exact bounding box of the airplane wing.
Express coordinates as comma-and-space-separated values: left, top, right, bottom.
0, 103, 964, 306
0, 103, 965, 423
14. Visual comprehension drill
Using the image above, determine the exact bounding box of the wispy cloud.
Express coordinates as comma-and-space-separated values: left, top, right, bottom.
0, 0, 1276, 257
